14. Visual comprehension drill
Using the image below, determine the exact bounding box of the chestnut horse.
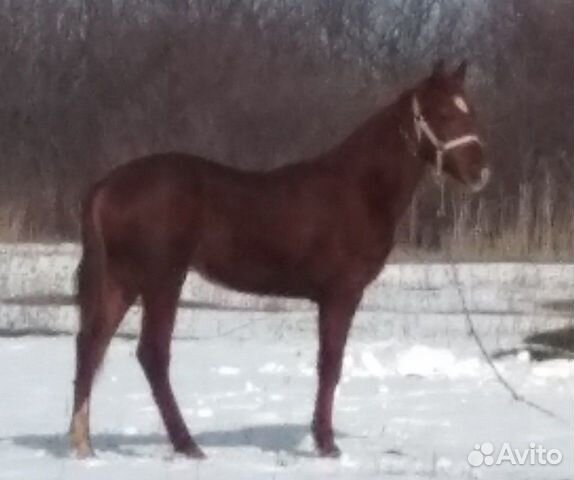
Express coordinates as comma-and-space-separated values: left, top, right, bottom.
70, 61, 490, 459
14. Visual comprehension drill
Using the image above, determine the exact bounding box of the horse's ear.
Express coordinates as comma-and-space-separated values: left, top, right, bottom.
431, 59, 446, 79
452, 60, 468, 84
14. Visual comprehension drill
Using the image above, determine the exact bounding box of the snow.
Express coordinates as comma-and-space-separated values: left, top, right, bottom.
396, 345, 458, 377
0, 245, 572, 478
0, 336, 572, 480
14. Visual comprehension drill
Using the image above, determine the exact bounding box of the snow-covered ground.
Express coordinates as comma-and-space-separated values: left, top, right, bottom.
0, 336, 572, 479
0, 245, 572, 478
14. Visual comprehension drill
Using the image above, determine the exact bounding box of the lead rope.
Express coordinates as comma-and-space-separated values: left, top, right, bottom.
435, 165, 446, 218
410, 97, 565, 423
445, 244, 565, 423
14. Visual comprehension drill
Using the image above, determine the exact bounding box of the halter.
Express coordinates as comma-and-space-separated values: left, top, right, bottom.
412, 95, 482, 179
411, 95, 482, 216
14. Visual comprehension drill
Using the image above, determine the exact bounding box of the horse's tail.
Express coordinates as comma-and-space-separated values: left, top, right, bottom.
76, 186, 107, 334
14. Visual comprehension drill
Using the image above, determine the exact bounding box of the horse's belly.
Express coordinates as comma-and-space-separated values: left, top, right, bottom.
198, 268, 312, 298
193, 247, 316, 298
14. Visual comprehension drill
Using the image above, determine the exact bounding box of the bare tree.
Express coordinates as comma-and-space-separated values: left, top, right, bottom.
0, 0, 571, 259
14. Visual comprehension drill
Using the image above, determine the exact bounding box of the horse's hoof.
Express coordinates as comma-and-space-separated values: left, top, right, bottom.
71, 443, 95, 459
176, 445, 207, 460
316, 443, 341, 458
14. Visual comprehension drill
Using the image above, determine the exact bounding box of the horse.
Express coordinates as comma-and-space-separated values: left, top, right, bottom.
69, 60, 490, 459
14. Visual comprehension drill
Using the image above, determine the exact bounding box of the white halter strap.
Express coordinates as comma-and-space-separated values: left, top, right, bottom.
412, 95, 481, 177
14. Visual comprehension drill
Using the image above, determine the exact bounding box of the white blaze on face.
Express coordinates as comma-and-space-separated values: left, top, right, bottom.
453, 95, 469, 113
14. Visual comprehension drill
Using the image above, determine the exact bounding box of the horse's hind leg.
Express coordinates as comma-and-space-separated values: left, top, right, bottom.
70, 269, 135, 458
137, 273, 205, 459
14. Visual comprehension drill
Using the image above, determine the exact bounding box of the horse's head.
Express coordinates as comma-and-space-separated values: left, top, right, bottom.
412, 60, 490, 192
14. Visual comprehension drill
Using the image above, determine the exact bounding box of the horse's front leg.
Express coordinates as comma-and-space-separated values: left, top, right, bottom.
312, 289, 362, 457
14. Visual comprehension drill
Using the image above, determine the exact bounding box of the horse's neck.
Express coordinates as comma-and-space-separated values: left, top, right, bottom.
334, 91, 427, 222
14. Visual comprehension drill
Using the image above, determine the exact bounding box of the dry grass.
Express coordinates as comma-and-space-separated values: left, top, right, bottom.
0, 203, 28, 243
398, 175, 573, 263
1, 175, 572, 263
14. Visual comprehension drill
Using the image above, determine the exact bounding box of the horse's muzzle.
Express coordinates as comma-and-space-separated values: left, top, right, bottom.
470, 167, 491, 192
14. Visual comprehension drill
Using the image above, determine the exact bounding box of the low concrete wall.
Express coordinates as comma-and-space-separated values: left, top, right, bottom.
0, 243, 572, 339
